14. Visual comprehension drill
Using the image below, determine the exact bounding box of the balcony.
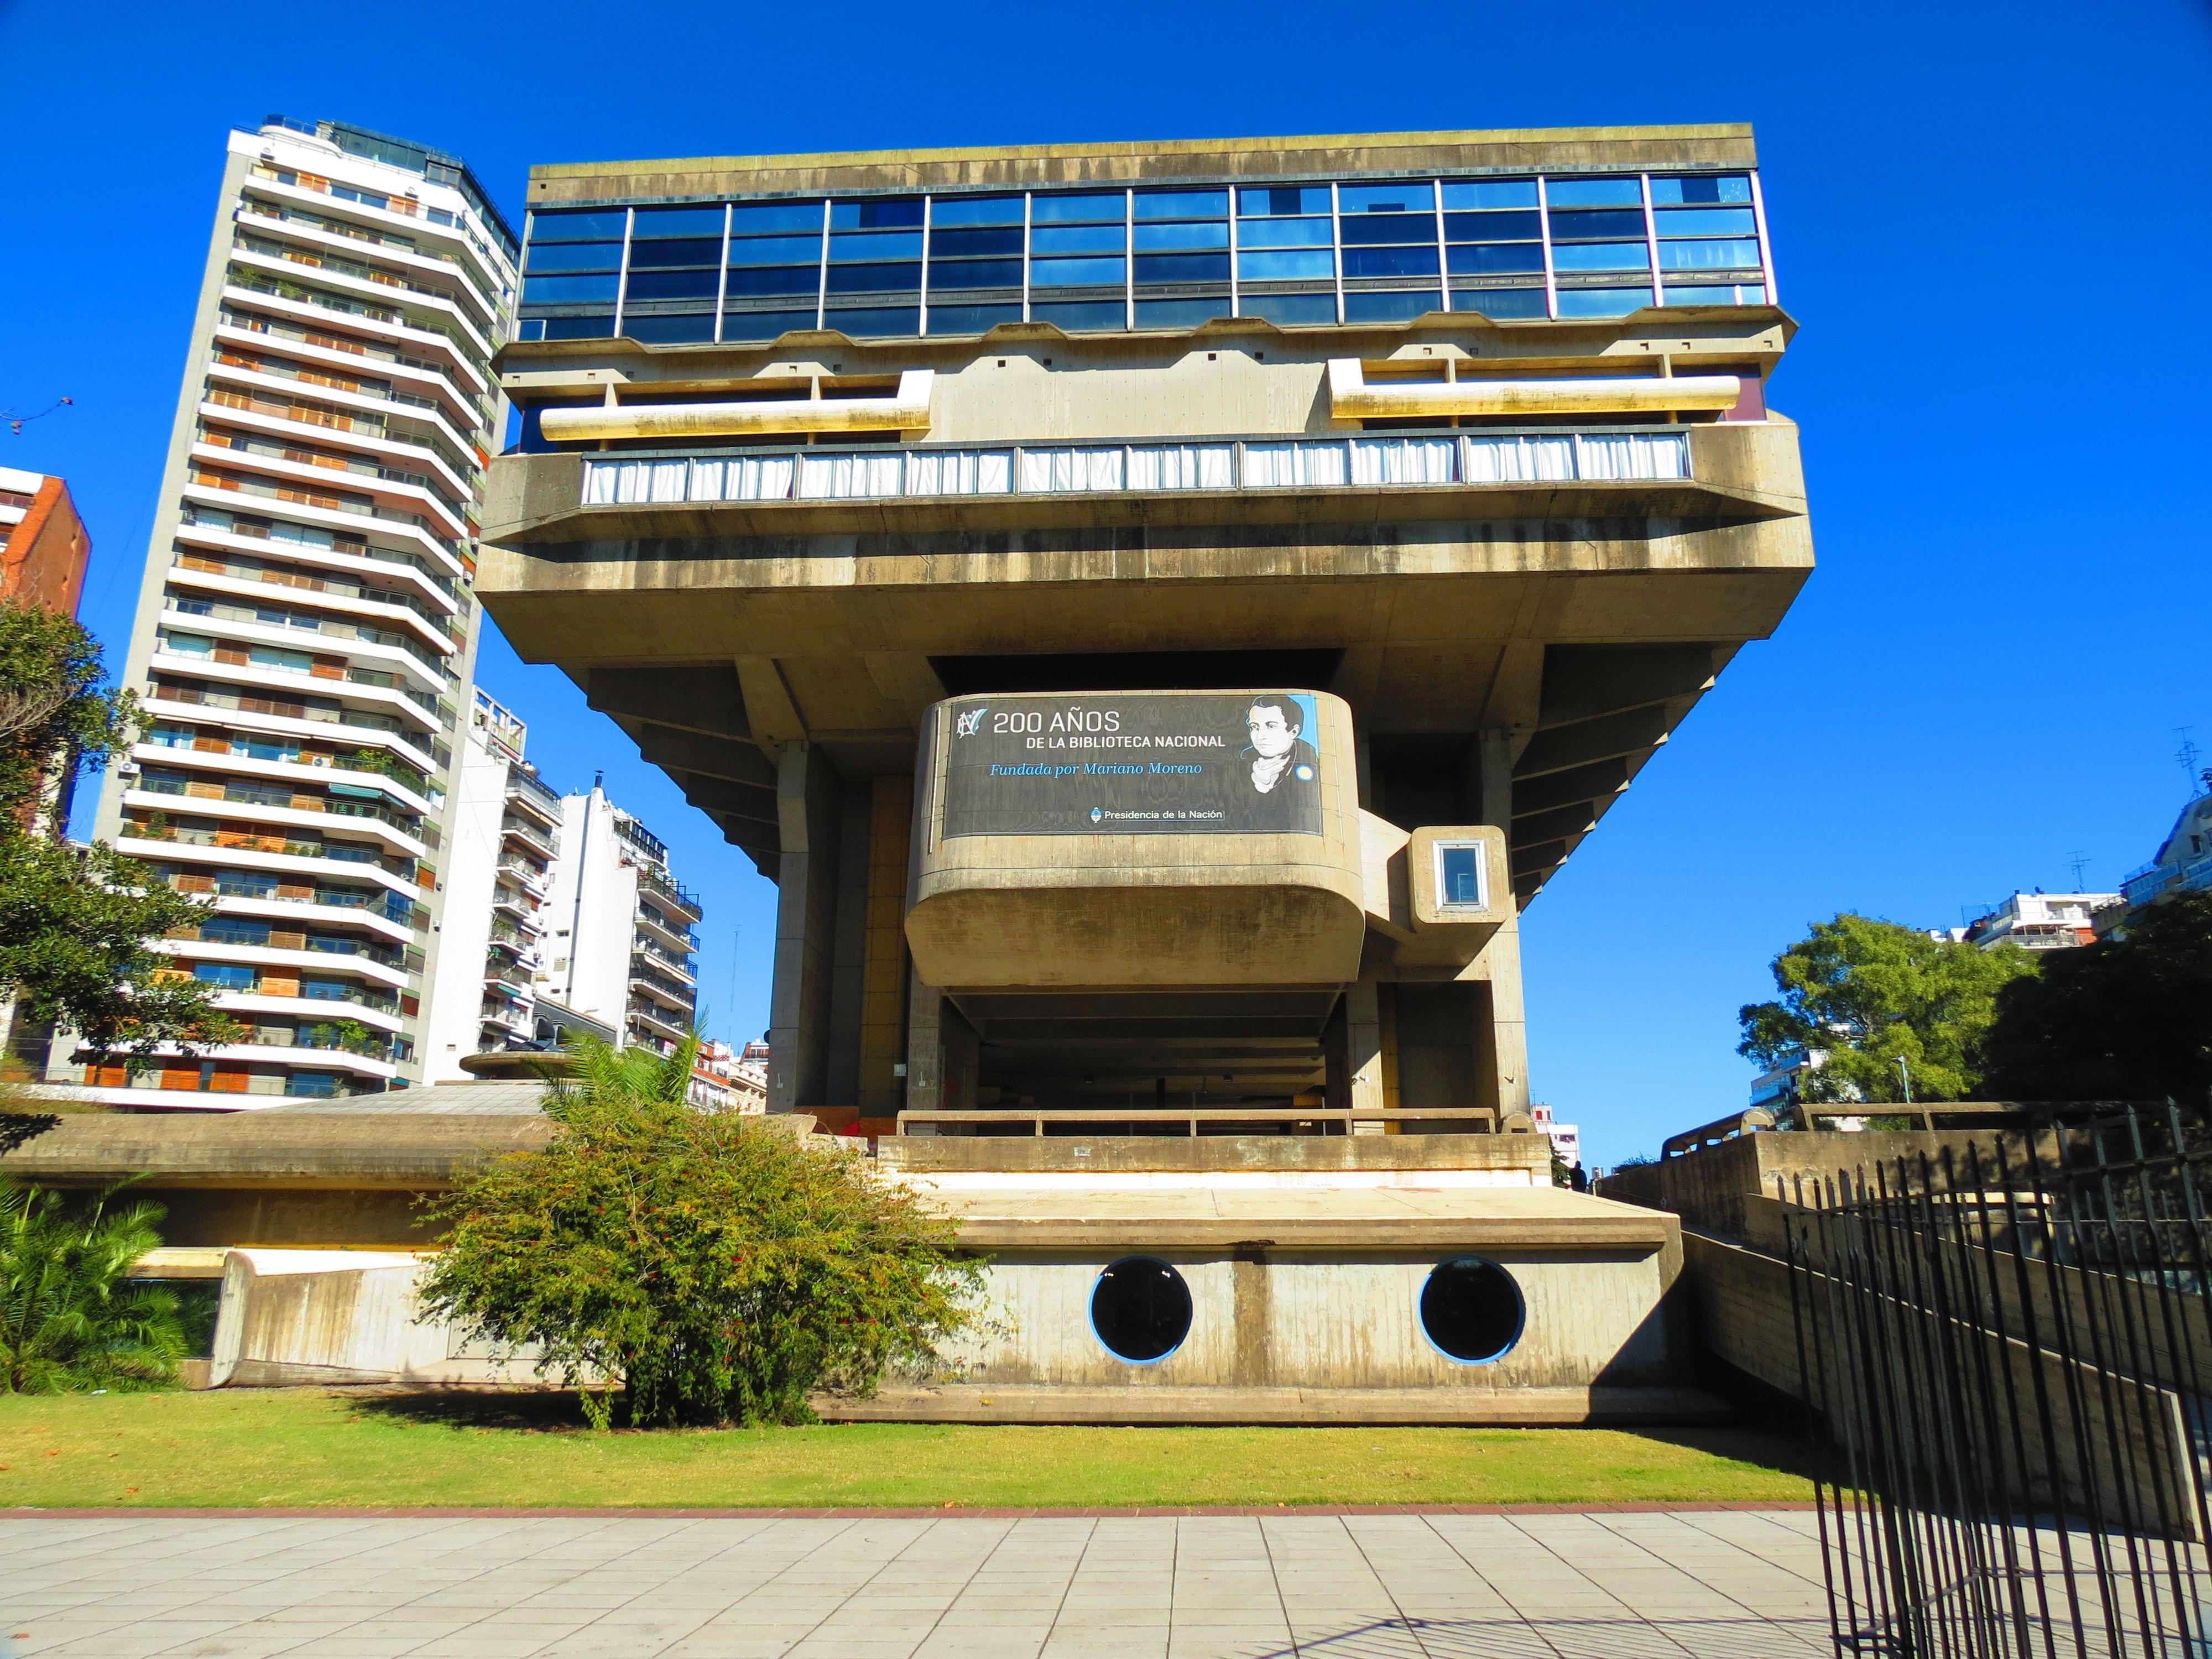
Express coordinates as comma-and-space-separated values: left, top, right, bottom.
578, 429, 1694, 513
637, 865, 703, 922
500, 816, 559, 862
168, 551, 460, 657
212, 315, 487, 440
2124, 857, 2212, 908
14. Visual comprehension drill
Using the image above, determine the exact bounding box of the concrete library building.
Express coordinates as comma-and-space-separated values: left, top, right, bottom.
14, 124, 1812, 1420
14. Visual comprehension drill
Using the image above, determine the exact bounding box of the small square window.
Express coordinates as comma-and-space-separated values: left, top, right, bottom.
1434, 842, 1486, 910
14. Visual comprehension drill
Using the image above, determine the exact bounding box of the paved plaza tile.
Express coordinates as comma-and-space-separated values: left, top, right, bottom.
0, 1510, 1831, 1657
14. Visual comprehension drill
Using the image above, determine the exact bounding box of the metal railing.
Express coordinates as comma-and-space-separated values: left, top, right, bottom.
899, 1106, 1520, 1138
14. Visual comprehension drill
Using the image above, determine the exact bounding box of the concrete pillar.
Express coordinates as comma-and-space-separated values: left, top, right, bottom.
766, 744, 841, 1112
1476, 727, 1530, 1120
858, 776, 914, 1114
902, 963, 943, 1129
1342, 978, 1387, 1134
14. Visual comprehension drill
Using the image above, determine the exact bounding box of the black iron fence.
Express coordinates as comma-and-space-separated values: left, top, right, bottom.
1782, 1107, 2212, 1657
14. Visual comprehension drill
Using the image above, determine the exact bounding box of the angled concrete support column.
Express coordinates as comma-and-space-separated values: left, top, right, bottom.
1340, 978, 1387, 1134
902, 964, 943, 1129
1477, 728, 1530, 1119
767, 744, 841, 1112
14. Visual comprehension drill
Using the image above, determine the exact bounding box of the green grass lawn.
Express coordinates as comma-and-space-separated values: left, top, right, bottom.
0, 1389, 1816, 1509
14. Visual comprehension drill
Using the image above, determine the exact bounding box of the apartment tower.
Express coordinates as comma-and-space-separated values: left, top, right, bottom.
61, 117, 517, 1107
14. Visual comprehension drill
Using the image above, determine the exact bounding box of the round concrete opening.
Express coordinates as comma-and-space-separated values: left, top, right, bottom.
1419, 1258, 1524, 1364
1089, 1256, 1192, 1364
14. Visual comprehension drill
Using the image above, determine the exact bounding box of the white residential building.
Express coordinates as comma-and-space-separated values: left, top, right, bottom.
1530, 1102, 1581, 1170
53, 116, 516, 1109
689, 1037, 768, 1113
1961, 891, 2119, 952
421, 691, 563, 1081
535, 783, 703, 1055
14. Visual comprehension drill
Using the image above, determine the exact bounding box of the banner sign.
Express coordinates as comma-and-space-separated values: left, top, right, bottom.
938, 691, 1324, 838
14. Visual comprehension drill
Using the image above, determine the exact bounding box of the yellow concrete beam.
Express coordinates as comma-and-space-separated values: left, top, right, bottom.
1326, 358, 1739, 420
540, 371, 934, 443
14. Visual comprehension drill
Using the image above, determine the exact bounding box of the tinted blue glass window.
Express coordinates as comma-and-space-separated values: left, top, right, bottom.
1239, 186, 1331, 217
1552, 243, 1648, 273
632, 206, 725, 237
1135, 296, 1232, 328
1031, 223, 1126, 255
1237, 218, 1333, 250
826, 263, 921, 294
1554, 286, 1648, 317
1134, 190, 1229, 221
1339, 214, 1438, 246
725, 265, 822, 297
1239, 291, 1336, 325
1339, 183, 1433, 213
1030, 192, 1126, 225
824, 305, 918, 335
1133, 221, 1229, 252
1658, 239, 1761, 271
1649, 174, 1752, 206
927, 259, 1024, 290
1653, 207, 1757, 238
928, 302, 1023, 333
1031, 300, 1125, 331
623, 313, 716, 343
830, 230, 923, 260
290, 1072, 342, 1097
1548, 208, 1646, 241
1342, 244, 1439, 278
627, 238, 723, 268
1441, 179, 1538, 210
727, 235, 821, 267
531, 210, 627, 241
721, 308, 816, 340
1237, 249, 1333, 281
1447, 243, 1543, 275
931, 226, 1024, 258
523, 273, 620, 304
1344, 289, 1441, 322
194, 962, 256, 989
930, 195, 1024, 227
204, 918, 272, 945
830, 198, 924, 230
1451, 287, 1548, 319
1444, 211, 1541, 242
525, 242, 622, 274
624, 269, 719, 300
730, 201, 824, 233
1662, 284, 1742, 305
1029, 255, 1125, 288
1133, 253, 1230, 284
1546, 178, 1642, 208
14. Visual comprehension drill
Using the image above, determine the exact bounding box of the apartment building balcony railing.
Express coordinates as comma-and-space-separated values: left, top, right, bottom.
637, 864, 704, 922
505, 765, 562, 822
235, 208, 501, 336
633, 937, 697, 979
161, 867, 422, 931
170, 555, 458, 661
2123, 857, 2212, 907
188, 462, 465, 568
629, 961, 697, 1008
496, 859, 551, 894
152, 645, 448, 738
481, 1002, 532, 1036
244, 165, 512, 316
148, 672, 450, 766
195, 427, 467, 535
629, 1003, 690, 1046
580, 428, 1694, 512
208, 354, 483, 466
225, 250, 492, 375
205, 387, 478, 498
164, 595, 453, 692
179, 503, 463, 605
499, 816, 558, 861
221, 268, 484, 393
134, 773, 423, 841
487, 961, 535, 993
215, 312, 491, 437
137, 732, 436, 813
123, 817, 416, 882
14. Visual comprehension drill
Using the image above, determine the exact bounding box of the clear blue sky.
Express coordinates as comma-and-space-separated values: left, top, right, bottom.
4, 0, 2208, 1164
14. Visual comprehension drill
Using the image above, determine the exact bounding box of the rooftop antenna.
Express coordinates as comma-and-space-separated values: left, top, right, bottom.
2178, 729, 2202, 795
2068, 850, 2091, 890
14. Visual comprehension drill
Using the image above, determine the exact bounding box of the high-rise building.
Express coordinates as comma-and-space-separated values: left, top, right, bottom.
420, 690, 562, 1079
534, 783, 703, 1055
55, 117, 517, 1109
0, 466, 91, 615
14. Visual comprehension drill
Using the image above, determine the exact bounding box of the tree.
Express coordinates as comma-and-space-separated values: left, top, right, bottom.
0, 597, 236, 1060
1739, 913, 2038, 1103
1, 1181, 187, 1394
416, 1036, 985, 1429
1981, 892, 2212, 1105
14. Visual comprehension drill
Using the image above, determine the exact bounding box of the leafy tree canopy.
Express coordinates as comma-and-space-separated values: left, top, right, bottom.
1739, 912, 2038, 1103
0, 597, 235, 1059
416, 1036, 984, 1429
2, 1180, 187, 1394
1981, 891, 2212, 1105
